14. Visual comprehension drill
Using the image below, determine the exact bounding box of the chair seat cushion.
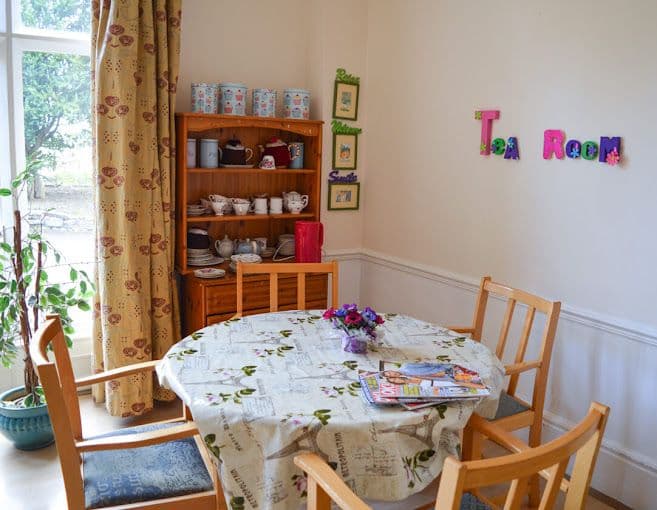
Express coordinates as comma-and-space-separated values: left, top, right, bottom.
460, 492, 493, 510
83, 422, 214, 509
493, 391, 530, 420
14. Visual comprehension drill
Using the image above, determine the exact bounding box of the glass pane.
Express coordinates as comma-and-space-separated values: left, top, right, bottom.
19, 0, 90, 34
21, 50, 93, 338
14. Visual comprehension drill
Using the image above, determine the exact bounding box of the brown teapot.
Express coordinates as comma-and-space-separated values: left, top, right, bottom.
258, 137, 291, 168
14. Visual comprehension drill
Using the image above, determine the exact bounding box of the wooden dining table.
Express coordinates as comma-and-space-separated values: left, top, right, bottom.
156, 310, 505, 510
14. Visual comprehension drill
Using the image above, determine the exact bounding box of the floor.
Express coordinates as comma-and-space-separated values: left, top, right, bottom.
0, 394, 620, 510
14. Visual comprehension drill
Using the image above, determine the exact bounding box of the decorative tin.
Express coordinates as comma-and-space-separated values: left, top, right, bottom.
191, 83, 218, 113
199, 139, 220, 168
219, 82, 247, 116
283, 88, 310, 119
288, 142, 304, 169
252, 88, 276, 117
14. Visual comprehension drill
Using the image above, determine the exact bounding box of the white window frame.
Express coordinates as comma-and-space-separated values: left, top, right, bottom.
0, 0, 92, 353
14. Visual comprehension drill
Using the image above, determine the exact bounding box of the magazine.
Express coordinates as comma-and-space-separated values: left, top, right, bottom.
358, 361, 490, 408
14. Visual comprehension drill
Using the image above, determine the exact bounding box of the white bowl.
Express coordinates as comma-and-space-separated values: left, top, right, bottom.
230, 254, 262, 263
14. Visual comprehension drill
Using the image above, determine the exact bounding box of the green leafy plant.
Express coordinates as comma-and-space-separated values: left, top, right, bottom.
0, 158, 93, 408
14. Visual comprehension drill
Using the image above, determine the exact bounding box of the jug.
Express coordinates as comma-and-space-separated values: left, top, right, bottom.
295, 222, 323, 263
234, 238, 260, 255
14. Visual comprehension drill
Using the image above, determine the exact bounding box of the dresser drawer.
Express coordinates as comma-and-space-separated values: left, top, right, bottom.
205, 274, 328, 316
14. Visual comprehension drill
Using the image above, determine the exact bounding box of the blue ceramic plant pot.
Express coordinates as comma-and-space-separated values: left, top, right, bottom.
0, 386, 54, 450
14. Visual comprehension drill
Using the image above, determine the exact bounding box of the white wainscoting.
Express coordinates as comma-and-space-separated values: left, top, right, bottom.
327, 249, 657, 510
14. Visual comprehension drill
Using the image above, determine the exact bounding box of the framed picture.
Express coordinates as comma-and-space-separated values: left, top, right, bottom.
328, 182, 360, 211
332, 81, 359, 121
332, 133, 358, 170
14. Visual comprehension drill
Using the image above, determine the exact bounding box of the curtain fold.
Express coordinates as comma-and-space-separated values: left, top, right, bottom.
91, 0, 182, 417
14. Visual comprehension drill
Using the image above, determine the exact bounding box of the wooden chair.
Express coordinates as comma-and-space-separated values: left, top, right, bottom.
235, 260, 339, 317
30, 315, 226, 510
447, 276, 561, 505
294, 402, 609, 510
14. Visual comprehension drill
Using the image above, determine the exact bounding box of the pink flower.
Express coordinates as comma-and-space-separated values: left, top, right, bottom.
322, 308, 335, 319
375, 315, 384, 325
344, 311, 362, 325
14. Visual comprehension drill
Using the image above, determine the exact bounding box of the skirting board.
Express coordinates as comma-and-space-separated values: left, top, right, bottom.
326, 248, 657, 510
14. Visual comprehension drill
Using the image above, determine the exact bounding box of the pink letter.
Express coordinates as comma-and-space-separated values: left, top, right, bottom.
543, 130, 565, 159
476, 110, 500, 155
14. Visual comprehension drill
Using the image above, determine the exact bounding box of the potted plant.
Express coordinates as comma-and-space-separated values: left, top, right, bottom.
0, 160, 93, 450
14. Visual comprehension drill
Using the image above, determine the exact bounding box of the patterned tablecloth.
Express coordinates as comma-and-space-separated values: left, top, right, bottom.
157, 311, 505, 510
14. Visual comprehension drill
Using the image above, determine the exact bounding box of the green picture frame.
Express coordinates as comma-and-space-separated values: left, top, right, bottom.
332, 80, 360, 121
332, 132, 358, 170
328, 182, 360, 211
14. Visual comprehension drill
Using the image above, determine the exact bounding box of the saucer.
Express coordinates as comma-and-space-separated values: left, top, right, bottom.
194, 268, 226, 279
188, 256, 224, 266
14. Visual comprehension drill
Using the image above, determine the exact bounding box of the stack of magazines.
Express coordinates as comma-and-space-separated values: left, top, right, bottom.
359, 361, 491, 410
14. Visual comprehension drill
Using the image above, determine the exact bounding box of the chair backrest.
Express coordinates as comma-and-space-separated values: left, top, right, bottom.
236, 261, 339, 316
30, 314, 85, 508
436, 402, 609, 510
469, 276, 561, 402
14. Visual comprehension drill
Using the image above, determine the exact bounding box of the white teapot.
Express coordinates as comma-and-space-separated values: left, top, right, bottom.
282, 191, 308, 209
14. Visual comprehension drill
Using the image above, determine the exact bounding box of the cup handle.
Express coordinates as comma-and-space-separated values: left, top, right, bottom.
245, 148, 253, 163
302, 195, 309, 207
289, 145, 297, 160
218, 147, 223, 161
248, 201, 255, 212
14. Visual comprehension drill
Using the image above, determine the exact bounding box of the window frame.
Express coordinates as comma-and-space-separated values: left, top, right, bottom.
0, 0, 92, 351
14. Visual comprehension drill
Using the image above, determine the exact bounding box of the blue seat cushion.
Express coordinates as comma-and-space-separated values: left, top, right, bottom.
83, 422, 214, 509
493, 391, 530, 420
460, 492, 493, 510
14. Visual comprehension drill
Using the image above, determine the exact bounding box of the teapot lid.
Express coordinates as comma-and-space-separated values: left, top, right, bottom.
225, 138, 244, 149
265, 137, 287, 148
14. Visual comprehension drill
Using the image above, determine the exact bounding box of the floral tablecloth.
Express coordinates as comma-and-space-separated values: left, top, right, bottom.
157, 311, 505, 510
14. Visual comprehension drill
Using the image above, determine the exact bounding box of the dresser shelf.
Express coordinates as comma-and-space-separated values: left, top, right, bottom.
186, 212, 315, 223
187, 168, 316, 175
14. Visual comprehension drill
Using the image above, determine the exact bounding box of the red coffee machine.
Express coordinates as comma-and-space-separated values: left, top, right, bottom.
295, 221, 323, 262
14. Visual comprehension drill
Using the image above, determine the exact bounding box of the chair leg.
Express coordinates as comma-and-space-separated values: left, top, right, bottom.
461, 422, 482, 461
527, 420, 543, 508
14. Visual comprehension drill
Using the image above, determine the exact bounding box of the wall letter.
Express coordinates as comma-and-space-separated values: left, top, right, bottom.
476, 110, 500, 155
504, 137, 519, 159
565, 139, 581, 159
492, 138, 506, 155
543, 130, 565, 159
598, 136, 621, 163
581, 141, 598, 160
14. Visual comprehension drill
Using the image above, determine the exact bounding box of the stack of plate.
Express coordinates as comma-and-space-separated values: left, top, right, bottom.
187, 203, 210, 217
229, 253, 262, 272
187, 248, 223, 266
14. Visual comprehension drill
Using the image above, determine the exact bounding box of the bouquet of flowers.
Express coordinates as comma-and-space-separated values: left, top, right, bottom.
323, 304, 384, 346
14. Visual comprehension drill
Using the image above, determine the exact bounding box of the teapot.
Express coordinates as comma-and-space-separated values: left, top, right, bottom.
258, 137, 291, 168
221, 139, 253, 166
215, 234, 234, 258
234, 238, 260, 255
282, 191, 309, 209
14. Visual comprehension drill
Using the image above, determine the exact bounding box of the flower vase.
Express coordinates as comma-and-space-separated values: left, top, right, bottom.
341, 331, 369, 354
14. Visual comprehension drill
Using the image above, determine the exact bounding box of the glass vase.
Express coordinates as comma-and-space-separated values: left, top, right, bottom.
341, 331, 369, 354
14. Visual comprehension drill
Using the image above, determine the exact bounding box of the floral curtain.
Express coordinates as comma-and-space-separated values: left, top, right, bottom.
91, 0, 182, 416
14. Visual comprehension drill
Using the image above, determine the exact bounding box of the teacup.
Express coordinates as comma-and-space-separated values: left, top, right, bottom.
287, 199, 305, 214
209, 194, 229, 203
233, 202, 253, 216
259, 155, 276, 169
210, 200, 228, 216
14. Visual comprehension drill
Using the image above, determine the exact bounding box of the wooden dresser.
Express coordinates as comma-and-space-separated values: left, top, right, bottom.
175, 113, 327, 334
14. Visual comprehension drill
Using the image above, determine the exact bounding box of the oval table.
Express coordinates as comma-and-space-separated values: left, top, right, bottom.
157, 310, 505, 510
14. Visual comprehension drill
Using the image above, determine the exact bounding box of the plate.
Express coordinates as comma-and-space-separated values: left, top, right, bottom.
194, 268, 226, 279
187, 248, 211, 255
188, 256, 224, 266
219, 163, 255, 168
230, 254, 262, 263
260, 247, 275, 258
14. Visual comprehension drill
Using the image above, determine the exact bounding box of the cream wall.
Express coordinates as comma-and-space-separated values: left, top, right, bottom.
363, 0, 657, 328
177, 0, 367, 251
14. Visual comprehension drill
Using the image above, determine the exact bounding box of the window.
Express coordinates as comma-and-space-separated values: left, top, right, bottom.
0, 0, 93, 346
